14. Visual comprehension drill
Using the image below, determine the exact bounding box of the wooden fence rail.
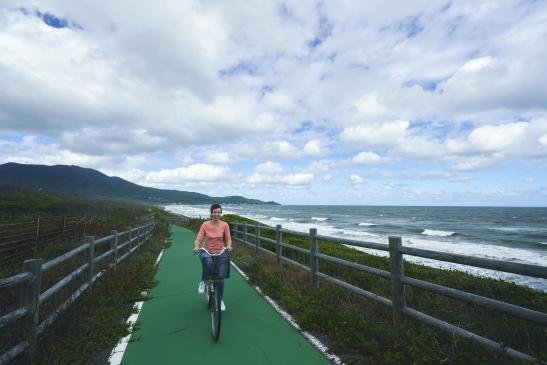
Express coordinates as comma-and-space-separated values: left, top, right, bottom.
0, 221, 155, 365
231, 221, 547, 364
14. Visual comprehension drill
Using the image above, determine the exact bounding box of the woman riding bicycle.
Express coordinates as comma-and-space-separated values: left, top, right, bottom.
192, 203, 232, 311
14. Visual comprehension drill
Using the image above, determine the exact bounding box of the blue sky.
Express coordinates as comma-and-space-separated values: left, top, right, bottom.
1, 1, 547, 206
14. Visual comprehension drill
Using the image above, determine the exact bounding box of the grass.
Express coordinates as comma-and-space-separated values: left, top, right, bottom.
181, 214, 546, 365
0, 186, 153, 220
0, 189, 182, 365
28, 218, 172, 365
0, 187, 157, 276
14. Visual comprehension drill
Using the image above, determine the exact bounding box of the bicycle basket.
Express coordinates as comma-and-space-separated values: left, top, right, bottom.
204, 254, 231, 280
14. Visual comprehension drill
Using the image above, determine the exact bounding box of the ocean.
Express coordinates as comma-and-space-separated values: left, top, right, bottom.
165, 204, 547, 292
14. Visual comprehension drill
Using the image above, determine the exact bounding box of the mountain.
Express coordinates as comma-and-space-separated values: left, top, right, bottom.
0, 163, 279, 205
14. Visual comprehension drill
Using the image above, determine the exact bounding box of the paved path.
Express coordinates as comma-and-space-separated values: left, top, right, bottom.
120, 225, 330, 365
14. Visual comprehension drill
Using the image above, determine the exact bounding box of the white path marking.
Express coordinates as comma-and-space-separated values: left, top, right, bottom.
108, 248, 165, 365
231, 261, 344, 365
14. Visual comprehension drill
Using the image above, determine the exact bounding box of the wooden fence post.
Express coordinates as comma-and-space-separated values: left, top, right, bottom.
111, 230, 118, 270
255, 223, 260, 253
234, 223, 238, 242
243, 223, 248, 244
22, 259, 42, 363
309, 228, 318, 289
276, 225, 282, 269
34, 217, 40, 253
85, 236, 95, 293
128, 227, 132, 252
389, 236, 406, 326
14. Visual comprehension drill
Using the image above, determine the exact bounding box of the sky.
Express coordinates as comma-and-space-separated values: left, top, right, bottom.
1, 1, 547, 206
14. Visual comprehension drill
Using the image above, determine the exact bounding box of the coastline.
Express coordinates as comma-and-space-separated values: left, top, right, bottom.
164, 204, 547, 293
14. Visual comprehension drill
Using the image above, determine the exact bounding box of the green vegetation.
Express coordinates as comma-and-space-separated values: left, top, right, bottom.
0, 189, 182, 364
182, 214, 546, 365
32, 217, 172, 365
0, 187, 156, 276
0, 186, 152, 219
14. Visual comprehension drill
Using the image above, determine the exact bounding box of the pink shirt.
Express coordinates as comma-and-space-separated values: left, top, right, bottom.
195, 220, 232, 254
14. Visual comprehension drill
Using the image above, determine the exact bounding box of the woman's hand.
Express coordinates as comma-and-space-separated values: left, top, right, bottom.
192, 247, 200, 254
226, 246, 233, 252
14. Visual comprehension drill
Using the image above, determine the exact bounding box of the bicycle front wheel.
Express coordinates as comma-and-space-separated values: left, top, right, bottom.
210, 284, 221, 341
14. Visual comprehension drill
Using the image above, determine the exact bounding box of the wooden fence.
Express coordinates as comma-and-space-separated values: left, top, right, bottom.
231, 222, 547, 364
0, 221, 155, 364
0, 216, 100, 265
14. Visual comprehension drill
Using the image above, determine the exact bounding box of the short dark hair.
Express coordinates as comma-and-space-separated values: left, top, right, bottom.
210, 203, 222, 214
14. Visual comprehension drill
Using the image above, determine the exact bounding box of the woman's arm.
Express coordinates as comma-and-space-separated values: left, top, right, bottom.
224, 222, 232, 250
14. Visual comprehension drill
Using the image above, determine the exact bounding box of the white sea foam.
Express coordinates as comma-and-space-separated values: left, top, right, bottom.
164, 204, 210, 218
340, 229, 380, 238
311, 217, 329, 221
358, 222, 375, 226
248, 214, 268, 219
270, 217, 287, 222
422, 229, 455, 237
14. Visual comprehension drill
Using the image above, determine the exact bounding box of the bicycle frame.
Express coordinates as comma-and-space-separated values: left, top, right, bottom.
197, 248, 230, 341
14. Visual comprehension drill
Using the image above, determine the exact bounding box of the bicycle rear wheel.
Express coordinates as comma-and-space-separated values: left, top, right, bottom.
210, 284, 221, 341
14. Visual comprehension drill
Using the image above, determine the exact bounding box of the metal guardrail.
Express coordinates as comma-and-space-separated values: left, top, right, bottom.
231, 222, 547, 364
0, 221, 155, 365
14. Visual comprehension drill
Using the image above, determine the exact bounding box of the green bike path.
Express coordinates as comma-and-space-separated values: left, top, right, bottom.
120, 225, 331, 365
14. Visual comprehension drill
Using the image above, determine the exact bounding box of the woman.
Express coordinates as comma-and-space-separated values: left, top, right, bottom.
193, 203, 232, 311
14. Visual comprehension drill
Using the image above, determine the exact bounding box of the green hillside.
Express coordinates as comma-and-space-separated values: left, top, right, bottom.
0, 162, 278, 205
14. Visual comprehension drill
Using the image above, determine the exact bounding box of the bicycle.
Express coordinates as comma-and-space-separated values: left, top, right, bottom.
196, 248, 231, 341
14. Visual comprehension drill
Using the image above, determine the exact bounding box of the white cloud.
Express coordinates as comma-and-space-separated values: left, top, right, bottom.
262, 141, 299, 159
340, 121, 409, 147
451, 154, 504, 171
282, 173, 314, 185
396, 136, 445, 159
446, 122, 528, 154
255, 161, 283, 174
323, 173, 332, 182
352, 151, 382, 165
350, 174, 364, 184
247, 172, 314, 186
205, 152, 232, 164
306, 159, 333, 173
248, 161, 313, 186
304, 139, 326, 156
0, 135, 115, 168
145, 164, 230, 183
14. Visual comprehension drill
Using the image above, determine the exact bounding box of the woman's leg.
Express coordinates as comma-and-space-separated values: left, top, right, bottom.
218, 280, 224, 299
199, 250, 213, 280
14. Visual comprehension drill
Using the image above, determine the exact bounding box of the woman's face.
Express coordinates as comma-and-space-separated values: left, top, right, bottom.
211, 208, 222, 221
